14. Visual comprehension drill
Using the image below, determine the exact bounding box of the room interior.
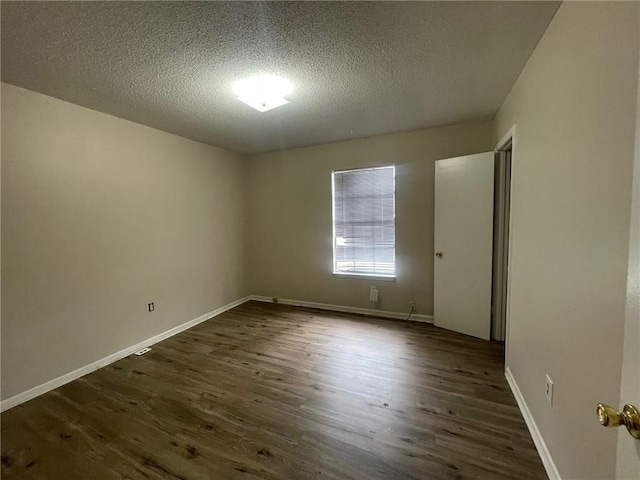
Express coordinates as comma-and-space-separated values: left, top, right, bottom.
1, 2, 639, 480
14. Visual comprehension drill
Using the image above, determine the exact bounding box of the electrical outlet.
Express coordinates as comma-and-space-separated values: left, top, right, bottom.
369, 286, 379, 302
545, 374, 554, 407
134, 347, 151, 356
148, 302, 154, 312
409, 301, 415, 308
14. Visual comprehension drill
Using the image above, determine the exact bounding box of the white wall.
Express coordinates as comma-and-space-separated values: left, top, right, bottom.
246, 120, 493, 316
495, 3, 639, 479
1, 83, 249, 400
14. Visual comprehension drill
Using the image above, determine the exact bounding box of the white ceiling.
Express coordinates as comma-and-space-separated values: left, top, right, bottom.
1, 1, 559, 154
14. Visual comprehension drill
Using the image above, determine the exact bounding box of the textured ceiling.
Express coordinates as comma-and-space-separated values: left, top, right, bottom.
1, 1, 559, 154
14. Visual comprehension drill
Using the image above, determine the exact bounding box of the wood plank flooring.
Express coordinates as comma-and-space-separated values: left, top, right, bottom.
1, 301, 547, 480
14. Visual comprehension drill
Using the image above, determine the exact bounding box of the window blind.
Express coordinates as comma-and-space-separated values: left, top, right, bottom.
332, 165, 395, 277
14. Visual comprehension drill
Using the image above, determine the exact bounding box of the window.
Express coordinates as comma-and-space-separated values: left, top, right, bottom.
332, 165, 395, 277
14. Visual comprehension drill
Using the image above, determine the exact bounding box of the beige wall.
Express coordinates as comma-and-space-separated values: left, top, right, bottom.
246, 120, 493, 316
1, 83, 248, 400
495, 3, 639, 479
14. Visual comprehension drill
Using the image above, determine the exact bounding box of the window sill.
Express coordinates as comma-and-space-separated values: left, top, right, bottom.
332, 272, 396, 282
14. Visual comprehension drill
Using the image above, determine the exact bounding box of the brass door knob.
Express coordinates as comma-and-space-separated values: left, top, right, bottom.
596, 403, 640, 439
435, 251, 443, 258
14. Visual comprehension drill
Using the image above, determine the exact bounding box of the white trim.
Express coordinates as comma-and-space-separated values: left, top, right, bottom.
332, 272, 396, 282
496, 125, 516, 152
505, 367, 560, 480
0, 295, 253, 412
249, 295, 433, 323
249, 295, 274, 303
495, 124, 517, 365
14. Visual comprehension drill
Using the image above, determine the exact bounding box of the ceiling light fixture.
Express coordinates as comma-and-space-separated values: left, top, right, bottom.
232, 74, 293, 112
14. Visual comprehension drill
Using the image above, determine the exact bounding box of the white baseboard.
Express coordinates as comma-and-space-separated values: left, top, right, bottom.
0, 295, 253, 413
505, 367, 560, 480
248, 295, 434, 323
249, 295, 274, 303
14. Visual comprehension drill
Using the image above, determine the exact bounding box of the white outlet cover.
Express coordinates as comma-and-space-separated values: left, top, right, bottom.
545, 374, 554, 406
134, 347, 152, 356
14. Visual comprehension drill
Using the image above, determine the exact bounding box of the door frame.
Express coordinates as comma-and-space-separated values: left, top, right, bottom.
495, 125, 516, 364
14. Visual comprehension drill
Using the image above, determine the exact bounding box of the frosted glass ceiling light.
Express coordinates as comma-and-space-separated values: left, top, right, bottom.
233, 75, 293, 112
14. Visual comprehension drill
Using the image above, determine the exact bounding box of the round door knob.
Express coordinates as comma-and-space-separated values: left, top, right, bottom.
596, 403, 640, 439
435, 251, 443, 258
597, 403, 624, 427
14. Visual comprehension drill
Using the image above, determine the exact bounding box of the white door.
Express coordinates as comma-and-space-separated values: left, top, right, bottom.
434, 152, 494, 340
615, 193, 640, 477
614, 48, 640, 478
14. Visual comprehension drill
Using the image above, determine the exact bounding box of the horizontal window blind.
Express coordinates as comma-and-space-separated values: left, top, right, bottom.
332, 165, 395, 276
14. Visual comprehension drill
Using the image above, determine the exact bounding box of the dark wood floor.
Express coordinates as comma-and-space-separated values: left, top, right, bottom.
1, 301, 546, 480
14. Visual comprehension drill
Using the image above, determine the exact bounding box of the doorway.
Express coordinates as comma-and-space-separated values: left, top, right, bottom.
491, 129, 515, 347
432, 137, 515, 345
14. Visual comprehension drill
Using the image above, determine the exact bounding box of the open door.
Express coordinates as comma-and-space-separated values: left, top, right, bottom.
597, 168, 640, 477
613, 177, 640, 477
612, 44, 640, 478
434, 152, 494, 340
